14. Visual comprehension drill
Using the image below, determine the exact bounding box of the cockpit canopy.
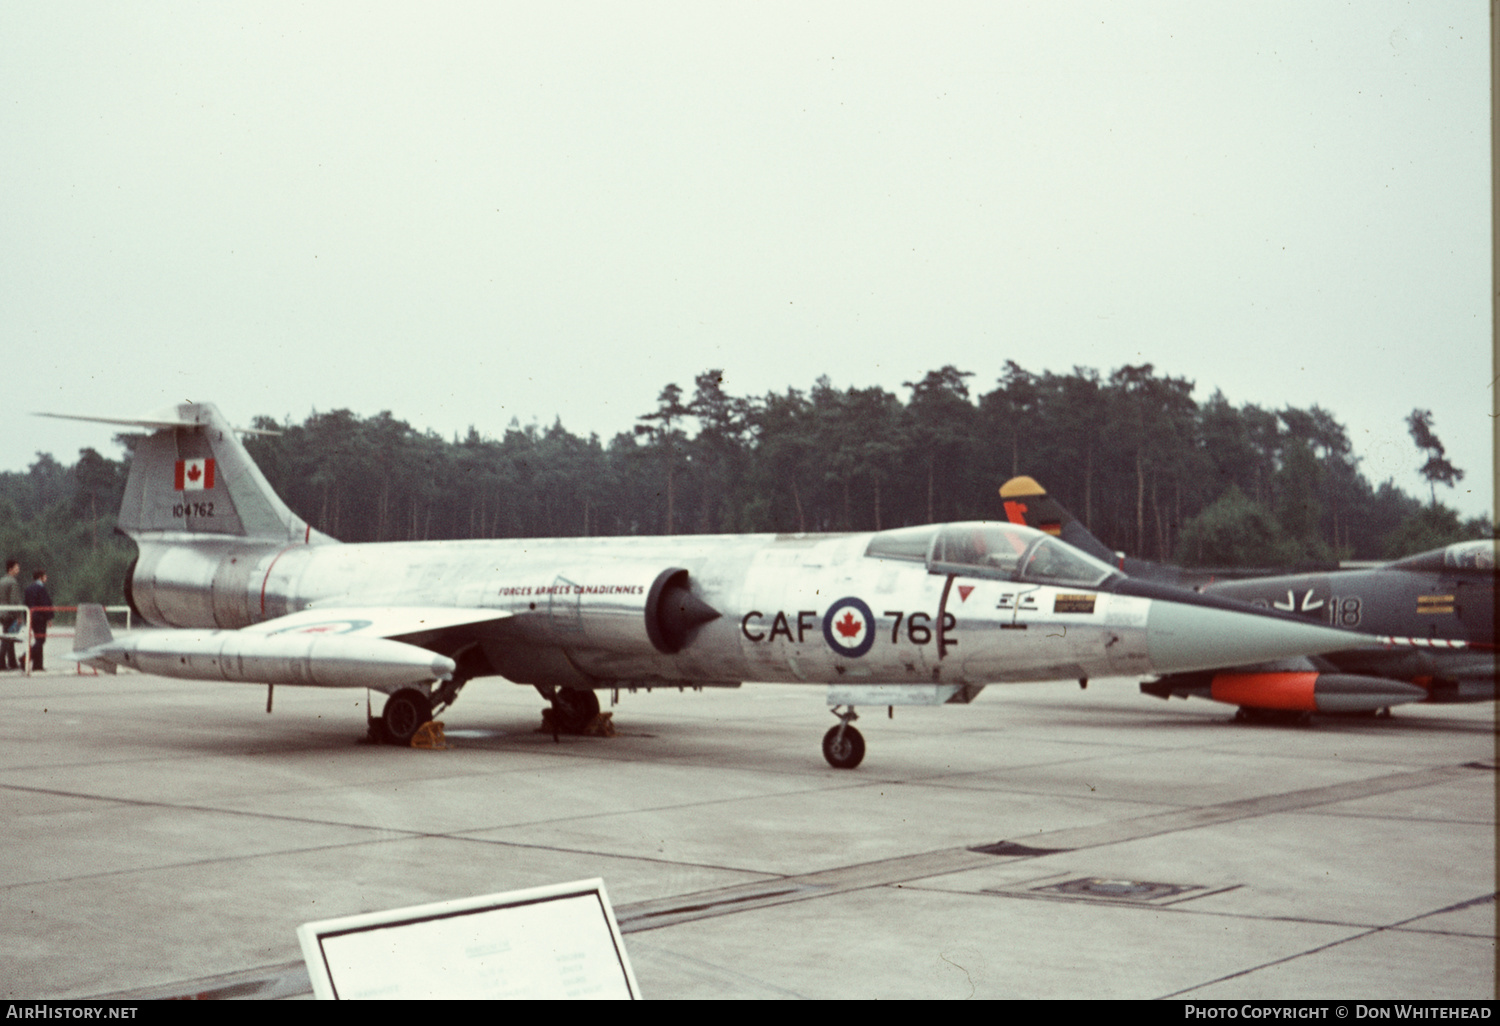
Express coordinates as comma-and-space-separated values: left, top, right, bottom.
1392, 538, 1497, 573
864, 521, 1118, 587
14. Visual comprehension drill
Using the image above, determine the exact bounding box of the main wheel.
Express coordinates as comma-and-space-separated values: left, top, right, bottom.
381, 688, 433, 746
552, 688, 601, 733
822, 725, 865, 769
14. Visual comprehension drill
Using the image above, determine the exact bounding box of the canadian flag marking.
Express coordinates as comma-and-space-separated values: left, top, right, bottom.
174, 458, 215, 491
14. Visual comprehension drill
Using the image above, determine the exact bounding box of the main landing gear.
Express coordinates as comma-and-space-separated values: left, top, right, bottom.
369, 646, 485, 746
823, 705, 865, 770
370, 688, 434, 745
528, 683, 604, 735
550, 687, 601, 733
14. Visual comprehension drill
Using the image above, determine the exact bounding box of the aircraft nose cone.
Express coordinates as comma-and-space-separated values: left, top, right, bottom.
432, 654, 458, 680
1145, 601, 1366, 674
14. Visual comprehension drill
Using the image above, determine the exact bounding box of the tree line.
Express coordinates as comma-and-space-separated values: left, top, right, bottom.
0, 363, 1489, 604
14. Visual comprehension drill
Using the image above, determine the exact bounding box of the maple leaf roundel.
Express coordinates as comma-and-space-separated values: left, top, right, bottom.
822, 597, 876, 658
265, 619, 374, 636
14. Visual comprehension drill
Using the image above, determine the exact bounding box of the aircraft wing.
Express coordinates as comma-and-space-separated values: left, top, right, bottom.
239, 606, 513, 642
71, 604, 514, 690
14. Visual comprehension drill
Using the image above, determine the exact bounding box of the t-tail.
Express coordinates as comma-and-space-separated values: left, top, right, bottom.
42, 402, 335, 628
43, 402, 333, 545
998, 475, 1343, 588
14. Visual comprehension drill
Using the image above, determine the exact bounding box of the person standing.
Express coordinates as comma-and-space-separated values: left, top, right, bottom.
0, 561, 20, 670
23, 569, 52, 672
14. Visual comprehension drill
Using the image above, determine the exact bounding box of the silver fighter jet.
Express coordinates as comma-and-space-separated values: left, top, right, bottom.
63, 403, 1375, 768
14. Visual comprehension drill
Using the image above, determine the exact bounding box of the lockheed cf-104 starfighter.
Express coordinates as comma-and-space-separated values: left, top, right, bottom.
59, 404, 1381, 766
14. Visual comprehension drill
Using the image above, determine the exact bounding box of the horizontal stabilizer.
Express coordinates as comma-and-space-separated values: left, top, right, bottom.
36, 408, 281, 435
69, 603, 119, 674
74, 603, 114, 650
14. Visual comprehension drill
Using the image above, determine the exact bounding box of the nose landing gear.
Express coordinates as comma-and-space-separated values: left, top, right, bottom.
823, 705, 865, 769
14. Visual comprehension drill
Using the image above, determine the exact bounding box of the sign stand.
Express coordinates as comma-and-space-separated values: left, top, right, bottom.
297, 878, 640, 1000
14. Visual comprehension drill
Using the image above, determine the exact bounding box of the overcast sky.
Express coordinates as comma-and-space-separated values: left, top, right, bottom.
2, 2, 1491, 520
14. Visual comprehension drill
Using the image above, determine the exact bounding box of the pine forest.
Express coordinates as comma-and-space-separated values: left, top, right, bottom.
1, 363, 1490, 606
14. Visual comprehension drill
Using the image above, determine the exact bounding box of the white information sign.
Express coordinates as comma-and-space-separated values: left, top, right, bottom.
297, 878, 640, 1000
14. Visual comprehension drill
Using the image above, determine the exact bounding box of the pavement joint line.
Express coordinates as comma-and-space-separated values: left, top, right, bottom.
1155, 890, 1498, 1000
936, 884, 1407, 929
906, 777, 1206, 809
0, 782, 455, 832
2, 828, 778, 893
958, 883, 1496, 939
0, 810, 782, 893
1388, 926, 1497, 940
0, 836, 428, 892
106, 893, 1496, 1001
430, 831, 789, 878
1158, 926, 1401, 999
78, 760, 1490, 1001
621, 936, 809, 999
609, 762, 1485, 932
1004, 762, 1480, 851
0, 775, 878, 844
437, 780, 879, 833
81, 759, 1453, 927
1299, 810, 1497, 827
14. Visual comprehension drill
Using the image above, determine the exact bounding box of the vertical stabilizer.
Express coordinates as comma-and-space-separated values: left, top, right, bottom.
54, 403, 333, 544
998, 476, 1196, 584
999, 476, 1118, 564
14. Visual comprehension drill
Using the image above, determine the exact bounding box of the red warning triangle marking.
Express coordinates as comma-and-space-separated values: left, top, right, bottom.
958, 585, 974, 603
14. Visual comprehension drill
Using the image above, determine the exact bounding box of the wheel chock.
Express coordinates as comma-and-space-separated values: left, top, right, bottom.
410, 720, 448, 749
582, 712, 615, 737
536, 709, 615, 737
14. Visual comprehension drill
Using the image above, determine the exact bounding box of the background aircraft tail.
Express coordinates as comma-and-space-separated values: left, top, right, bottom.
997, 476, 1323, 586
47, 402, 332, 544
998, 476, 1192, 583
998, 476, 1119, 565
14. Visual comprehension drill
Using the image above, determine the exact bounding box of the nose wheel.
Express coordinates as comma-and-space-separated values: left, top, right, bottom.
823, 706, 865, 769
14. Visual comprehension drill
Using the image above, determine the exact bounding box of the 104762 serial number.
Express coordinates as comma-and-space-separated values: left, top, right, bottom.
173, 502, 214, 518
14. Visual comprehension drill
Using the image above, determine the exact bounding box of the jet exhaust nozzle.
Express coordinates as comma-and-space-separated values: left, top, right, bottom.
646, 568, 720, 654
